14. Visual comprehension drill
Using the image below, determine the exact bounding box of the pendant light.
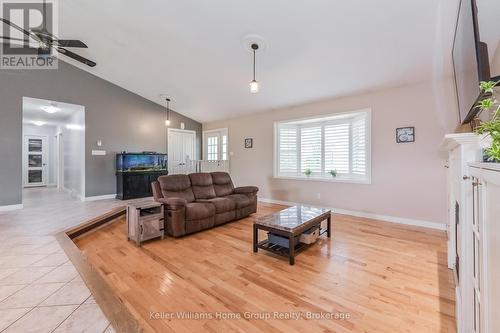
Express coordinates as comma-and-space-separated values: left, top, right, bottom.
250, 43, 259, 93
165, 98, 171, 126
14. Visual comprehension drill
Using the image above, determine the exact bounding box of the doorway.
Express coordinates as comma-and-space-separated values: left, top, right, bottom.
167, 128, 196, 173
22, 97, 85, 199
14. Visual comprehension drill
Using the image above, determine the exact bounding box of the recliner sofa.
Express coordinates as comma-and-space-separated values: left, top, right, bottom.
151, 172, 258, 237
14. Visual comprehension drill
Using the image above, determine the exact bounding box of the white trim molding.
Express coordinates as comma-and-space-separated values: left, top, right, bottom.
83, 194, 117, 202
258, 198, 446, 231
0, 204, 23, 212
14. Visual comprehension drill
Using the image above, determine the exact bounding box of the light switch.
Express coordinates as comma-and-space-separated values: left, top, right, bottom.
92, 150, 106, 156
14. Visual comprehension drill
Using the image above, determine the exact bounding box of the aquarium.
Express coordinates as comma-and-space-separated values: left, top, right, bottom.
116, 153, 167, 172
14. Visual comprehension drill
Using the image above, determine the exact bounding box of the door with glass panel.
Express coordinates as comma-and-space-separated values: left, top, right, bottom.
24, 135, 47, 187
203, 129, 228, 161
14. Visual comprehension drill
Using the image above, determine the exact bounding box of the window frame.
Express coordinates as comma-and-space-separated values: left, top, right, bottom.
273, 109, 371, 184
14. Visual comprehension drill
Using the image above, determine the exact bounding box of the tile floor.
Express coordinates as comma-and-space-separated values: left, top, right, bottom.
0, 188, 125, 333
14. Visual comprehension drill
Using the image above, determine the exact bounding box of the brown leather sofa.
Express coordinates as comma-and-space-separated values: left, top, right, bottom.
151, 172, 258, 237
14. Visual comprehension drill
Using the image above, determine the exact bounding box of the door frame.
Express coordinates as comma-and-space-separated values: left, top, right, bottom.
22, 134, 48, 188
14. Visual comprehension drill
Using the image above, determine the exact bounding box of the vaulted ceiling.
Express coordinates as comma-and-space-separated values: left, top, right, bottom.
56, 0, 462, 122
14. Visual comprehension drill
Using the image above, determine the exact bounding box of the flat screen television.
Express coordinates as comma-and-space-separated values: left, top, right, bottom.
452, 0, 491, 124
476, 0, 500, 81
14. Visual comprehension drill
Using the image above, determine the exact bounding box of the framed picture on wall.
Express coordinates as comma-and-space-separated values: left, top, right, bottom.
244, 138, 253, 148
396, 127, 415, 143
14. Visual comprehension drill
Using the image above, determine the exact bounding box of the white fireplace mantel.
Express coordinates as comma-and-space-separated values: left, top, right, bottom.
443, 131, 500, 333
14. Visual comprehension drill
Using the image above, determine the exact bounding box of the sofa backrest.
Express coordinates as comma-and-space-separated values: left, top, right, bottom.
157, 174, 195, 202
211, 172, 234, 197
189, 173, 216, 199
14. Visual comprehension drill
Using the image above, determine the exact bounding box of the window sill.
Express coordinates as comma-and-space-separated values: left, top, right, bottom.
273, 175, 371, 184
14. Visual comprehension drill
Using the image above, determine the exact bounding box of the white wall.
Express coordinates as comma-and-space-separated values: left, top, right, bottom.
22, 124, 58, 186
204, 80, 458, 226
60, 109, 85, 198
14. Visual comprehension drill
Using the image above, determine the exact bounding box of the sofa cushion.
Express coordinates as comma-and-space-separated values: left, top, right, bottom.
189, 173, 216, 199
224, 194, 251, 209
211, 172, 234, 197
158, 175, 195, 202
198, 197, 236, 213
185, 202, 216, 221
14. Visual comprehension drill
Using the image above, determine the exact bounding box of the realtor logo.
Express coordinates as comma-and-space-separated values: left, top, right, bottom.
0, 0, 58, 69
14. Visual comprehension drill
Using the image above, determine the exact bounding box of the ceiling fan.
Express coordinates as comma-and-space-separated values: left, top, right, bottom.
0, 0, 96, 67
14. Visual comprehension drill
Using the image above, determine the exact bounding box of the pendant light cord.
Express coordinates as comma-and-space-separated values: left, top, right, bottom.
253, 49, 256, 81
166, 98, 170, 120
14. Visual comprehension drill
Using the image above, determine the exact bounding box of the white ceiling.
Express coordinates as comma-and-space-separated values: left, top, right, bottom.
55, 0, 462, 123
23, 97, 83, 126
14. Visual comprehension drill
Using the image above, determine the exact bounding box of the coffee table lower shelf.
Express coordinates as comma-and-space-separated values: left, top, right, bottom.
256, 239, 309, 257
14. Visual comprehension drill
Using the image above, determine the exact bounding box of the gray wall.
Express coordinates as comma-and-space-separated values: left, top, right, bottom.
0, 61, 202, 205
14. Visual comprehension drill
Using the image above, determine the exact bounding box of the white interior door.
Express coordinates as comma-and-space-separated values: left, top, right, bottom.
168, 129, 196, 174
23, 135, 48, 187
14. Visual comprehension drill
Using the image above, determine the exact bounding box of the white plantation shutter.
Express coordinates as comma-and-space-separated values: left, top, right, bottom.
324, 123, 350, 174
275, 111, 370, 181
278, 126, 298, 174
351, 115, 367, 175
300, 126, 322, 173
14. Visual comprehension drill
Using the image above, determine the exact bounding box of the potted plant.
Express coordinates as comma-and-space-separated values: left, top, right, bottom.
303, 168, 312, 177
475, 80, 500, 162
329, 169, 338, 178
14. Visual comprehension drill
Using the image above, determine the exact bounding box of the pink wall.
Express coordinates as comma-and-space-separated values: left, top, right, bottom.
204, 80, 458, 225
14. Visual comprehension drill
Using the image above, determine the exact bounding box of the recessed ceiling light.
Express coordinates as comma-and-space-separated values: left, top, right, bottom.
32, 121, 46, 126
40, 105, 60, 114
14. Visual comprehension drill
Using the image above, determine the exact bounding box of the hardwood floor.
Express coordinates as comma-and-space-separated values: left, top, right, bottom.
75, 203, 456, 333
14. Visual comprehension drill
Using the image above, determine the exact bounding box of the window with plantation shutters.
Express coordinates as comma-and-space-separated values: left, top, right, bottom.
274, 110, 370, 183
351, 116, 367, 175
300, 126, 322, 173
278, 126, 298, 174
324, 123, 349, 174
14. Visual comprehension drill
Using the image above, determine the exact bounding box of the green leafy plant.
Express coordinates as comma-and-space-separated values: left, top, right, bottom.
329, 169, 338, 177
475, 80, 500, 162
303, 168, 312, 177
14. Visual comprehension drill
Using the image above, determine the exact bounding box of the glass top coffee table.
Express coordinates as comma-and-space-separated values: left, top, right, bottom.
253, 205, 331, 265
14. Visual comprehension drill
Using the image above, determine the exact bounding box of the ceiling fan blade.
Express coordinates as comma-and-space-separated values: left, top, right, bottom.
0, 36, 29, 42
0, 18, 40, 41
56, 47, 96, 67
52, 40, 87, 48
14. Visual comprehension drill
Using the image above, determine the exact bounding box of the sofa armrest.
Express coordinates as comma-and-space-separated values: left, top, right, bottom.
151, 181, 163, 201
156, 197, 187, 210
234, 186, 259, 195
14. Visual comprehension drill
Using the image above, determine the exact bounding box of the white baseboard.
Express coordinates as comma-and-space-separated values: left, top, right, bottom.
258, 198, 446, 231
83, 194, 116, 202
0, 204, 23, 212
